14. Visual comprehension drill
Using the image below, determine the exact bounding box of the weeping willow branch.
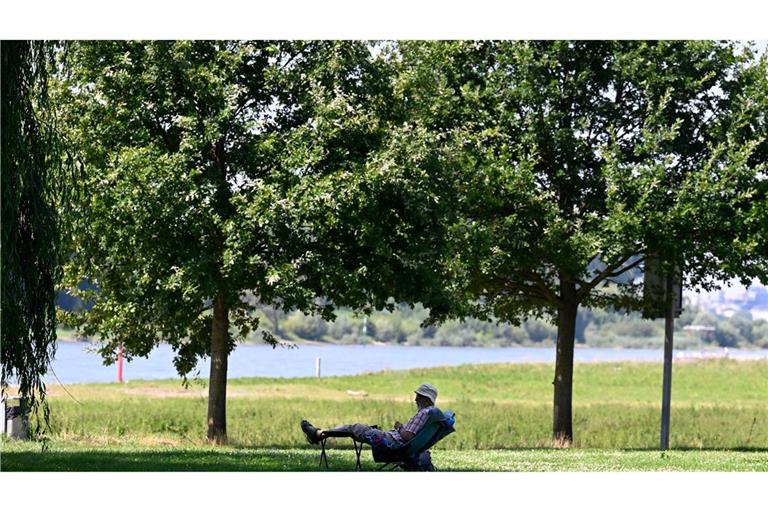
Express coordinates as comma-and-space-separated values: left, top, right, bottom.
1, 40, 74, 443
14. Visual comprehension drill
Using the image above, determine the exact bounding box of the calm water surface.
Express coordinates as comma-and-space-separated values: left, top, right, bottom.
44, 342, 768, 384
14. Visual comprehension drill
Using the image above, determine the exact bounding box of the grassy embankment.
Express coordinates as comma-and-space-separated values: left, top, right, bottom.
2, 359, 767, 471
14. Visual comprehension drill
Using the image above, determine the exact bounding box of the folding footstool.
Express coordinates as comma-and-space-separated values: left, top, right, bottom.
317, 425, 379, 471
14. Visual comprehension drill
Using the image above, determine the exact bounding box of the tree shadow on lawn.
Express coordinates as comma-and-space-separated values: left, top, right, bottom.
232, 441, 768, 453
3, 445, 765, 472
583, 446, 768, 453
1, 448, 345, 472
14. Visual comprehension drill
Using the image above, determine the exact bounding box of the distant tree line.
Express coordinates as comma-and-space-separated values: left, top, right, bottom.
58, 291, 768, 348
241, 301, 768, 349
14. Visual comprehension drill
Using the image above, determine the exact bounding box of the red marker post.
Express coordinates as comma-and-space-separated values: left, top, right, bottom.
117, 344, 124, 383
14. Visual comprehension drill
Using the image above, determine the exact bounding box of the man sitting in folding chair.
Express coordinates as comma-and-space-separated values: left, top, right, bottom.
300, 383, 451, 471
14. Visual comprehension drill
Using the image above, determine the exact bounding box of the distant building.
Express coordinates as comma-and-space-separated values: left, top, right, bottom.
683, 279, 767, 320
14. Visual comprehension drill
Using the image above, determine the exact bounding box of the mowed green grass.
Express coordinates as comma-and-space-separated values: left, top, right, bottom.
2, 359, 767, 471
3, 443, 766, 471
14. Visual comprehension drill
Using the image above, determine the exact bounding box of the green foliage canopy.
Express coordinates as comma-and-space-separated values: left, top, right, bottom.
58, 41, 392, 373
389, 41, 768, 322
379, 40, 768, 442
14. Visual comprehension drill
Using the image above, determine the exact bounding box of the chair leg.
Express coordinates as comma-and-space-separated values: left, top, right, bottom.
319, 438, 329, 469
353, 440, 363, 471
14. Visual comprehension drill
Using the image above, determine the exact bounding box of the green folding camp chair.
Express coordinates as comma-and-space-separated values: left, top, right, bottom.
372, 408, 455, 471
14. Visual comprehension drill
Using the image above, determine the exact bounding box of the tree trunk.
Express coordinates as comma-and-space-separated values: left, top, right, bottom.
207, 294, 229, 444
552, 277, 578, 447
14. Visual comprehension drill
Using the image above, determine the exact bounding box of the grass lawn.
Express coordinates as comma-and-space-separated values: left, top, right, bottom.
2, 442, 766, 471
2, 359, 767, 471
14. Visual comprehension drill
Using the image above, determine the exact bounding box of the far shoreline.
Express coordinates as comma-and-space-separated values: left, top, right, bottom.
55, 335, 768, 353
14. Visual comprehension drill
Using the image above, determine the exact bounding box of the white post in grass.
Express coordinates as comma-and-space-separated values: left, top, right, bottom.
316, 357, 321, 378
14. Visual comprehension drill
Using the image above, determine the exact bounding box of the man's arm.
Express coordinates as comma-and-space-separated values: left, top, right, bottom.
398, 408, 430, 442
393, 420, 415, 442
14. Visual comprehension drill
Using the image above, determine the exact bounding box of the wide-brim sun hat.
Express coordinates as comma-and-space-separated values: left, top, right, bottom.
414, 383, 438, 404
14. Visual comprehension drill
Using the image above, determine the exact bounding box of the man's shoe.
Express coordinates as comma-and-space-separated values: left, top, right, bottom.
301, 419, 321, 444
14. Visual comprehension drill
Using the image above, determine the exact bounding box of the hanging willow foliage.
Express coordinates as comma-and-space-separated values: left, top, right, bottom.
1, 40, 74, 442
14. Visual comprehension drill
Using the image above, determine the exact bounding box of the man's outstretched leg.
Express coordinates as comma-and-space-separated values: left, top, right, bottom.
300, 420, 383, 445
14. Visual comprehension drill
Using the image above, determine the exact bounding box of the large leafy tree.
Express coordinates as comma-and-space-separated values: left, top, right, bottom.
59, 41, 391, 443
1, 41, 74, 438
388, 41, 768, 444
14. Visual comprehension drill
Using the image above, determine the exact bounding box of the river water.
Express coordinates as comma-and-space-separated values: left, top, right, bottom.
42, 341, 768, 384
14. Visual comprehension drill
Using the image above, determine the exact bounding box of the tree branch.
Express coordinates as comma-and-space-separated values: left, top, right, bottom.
502, 281, 552, 301
512, 270, 562, 305
605, 255, 646, 279
578, 250, 644, 300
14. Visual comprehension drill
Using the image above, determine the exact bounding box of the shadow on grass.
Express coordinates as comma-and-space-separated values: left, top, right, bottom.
231, 442, 768, 453
1, 448, 353, 472
572, 446, 768, 453
4, 445, 766, 472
